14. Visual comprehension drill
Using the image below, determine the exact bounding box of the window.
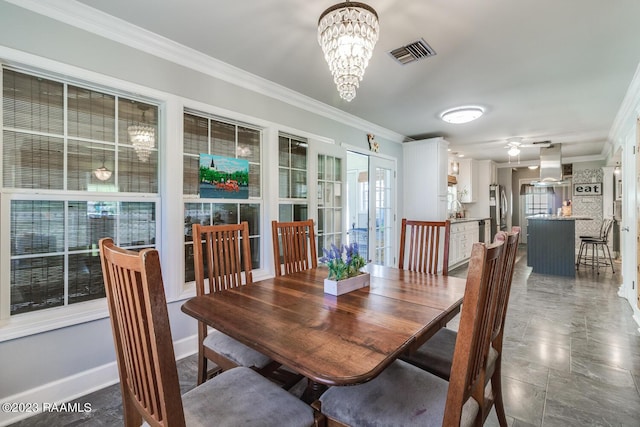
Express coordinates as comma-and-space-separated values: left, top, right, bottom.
2, 68, 159, 316
278, 133, 308, 221
317, 154, 343, 254
523, 185, 553, 215
183, 112, 262, 283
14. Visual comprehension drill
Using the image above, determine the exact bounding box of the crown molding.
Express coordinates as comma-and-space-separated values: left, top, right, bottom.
6, 0, 406, 144
609, 61, 640, 146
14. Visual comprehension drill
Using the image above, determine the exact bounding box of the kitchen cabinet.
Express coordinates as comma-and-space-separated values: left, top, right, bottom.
449, 220, 480, 268
457, 158, 478, 203
403, 137, 448, 220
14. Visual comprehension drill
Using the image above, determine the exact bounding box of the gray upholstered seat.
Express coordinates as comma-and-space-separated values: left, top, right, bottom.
319, 360, 479, 427
203, 331, 272, 369
402, 328, 499, 381
184, 366, 315, 427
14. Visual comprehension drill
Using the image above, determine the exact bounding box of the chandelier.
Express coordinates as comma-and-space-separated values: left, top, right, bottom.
128, 105, 155, 162
317, 1, 379, 102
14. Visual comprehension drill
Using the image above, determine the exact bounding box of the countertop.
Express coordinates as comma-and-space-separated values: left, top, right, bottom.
526, 215, 593, 221
448, 217, 490, 224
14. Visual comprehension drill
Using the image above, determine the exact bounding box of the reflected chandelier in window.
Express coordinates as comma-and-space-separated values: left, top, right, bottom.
128, 104, 155, 162
317, 1, 379, 102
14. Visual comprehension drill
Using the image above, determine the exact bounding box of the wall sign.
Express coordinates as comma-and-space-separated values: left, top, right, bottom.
573, 182, 602, 196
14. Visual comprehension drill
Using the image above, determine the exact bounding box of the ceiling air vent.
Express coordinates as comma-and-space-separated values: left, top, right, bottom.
389, 38, 436, 65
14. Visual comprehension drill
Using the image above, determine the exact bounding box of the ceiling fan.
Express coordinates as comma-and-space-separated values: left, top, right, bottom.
505, 138, 552, 157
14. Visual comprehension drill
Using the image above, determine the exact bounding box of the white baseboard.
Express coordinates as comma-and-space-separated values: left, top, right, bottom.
0, 334, 197, 426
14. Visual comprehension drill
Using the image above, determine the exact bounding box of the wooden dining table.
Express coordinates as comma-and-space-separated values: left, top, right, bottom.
181, 264, 466, 400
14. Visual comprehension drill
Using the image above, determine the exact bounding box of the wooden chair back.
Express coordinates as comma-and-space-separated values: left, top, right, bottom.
398, 218, 450, 275
443, 240, 504, 426
192, 222, 253, 294
491, 230, 520, 343
271, 219, 318, 276
99, 238, 186, 427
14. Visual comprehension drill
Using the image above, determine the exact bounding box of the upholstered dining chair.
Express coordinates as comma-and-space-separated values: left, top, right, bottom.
272, 219, 318, 276
401, 229, 520, 427
98, 238, 318, 427
318, 240, 505, 427
398, 218, 451, 275
192, 222, 274, 384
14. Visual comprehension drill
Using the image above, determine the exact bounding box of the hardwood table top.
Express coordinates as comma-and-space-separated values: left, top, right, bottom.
181, 264, 466, 386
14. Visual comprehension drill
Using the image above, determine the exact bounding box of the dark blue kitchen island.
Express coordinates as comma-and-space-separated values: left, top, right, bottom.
526, 215, 592, 277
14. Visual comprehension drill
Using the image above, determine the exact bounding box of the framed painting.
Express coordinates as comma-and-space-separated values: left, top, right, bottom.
199, 154, 249, 199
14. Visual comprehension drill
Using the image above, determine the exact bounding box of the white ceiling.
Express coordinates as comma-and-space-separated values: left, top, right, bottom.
47, 1, 640, 163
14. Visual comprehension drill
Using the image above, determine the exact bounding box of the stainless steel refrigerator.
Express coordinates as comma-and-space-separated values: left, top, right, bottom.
489, 184, 508, 238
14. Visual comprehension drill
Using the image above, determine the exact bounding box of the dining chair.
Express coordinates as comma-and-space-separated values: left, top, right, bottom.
400, 229, 520, 427
192, 222, 273, 384
317, 240, 504, 427
272, 219, 318, 276
98, 238, 318, 427
398, 218, 451, 275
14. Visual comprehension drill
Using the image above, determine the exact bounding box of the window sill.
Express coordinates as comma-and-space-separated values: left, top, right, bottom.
0, 299, 109, 343
1, 269, 276, 343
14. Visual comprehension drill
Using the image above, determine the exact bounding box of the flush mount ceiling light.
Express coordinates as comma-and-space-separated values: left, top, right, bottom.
318, 1, 380, 102
528, 165, 539, 170
440, 106, 484, 124
128, 104, 155, 163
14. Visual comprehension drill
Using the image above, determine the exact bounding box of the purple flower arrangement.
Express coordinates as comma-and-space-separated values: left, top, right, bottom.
320, 242, 367, 280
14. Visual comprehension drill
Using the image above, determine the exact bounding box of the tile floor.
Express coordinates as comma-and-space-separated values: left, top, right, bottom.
10, 247, 640, 426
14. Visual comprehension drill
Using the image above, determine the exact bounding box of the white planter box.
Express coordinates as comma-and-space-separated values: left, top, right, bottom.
324, 273, 370, 296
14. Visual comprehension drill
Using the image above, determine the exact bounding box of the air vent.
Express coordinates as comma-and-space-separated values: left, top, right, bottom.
532, 140, 552, 146
389, 39, 436, 65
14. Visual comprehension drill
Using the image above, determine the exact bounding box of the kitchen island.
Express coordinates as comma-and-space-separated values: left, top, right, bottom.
526, 215, 592, 277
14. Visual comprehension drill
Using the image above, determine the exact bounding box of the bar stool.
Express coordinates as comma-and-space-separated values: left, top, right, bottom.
576, 219, 615, 274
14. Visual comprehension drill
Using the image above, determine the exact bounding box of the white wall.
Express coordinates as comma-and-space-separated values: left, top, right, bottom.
608, 60, 640, 330
0, 2, 405, 421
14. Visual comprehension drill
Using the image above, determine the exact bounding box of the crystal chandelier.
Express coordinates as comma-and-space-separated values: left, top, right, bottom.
128, 105, 155, 162
317, 1, 379, 102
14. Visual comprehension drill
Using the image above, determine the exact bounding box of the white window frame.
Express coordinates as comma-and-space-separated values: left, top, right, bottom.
0, 50, 169, 342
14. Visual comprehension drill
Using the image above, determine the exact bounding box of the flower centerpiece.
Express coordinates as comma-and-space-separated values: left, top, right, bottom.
320, 243, 369, 295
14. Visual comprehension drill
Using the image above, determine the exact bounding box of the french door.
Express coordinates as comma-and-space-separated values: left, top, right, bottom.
369, 157, 395, 265
345, 151, 396, 266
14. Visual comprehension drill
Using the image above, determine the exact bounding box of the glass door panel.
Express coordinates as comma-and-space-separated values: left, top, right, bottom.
370, 157, 395, 266
346, 152, 369, 260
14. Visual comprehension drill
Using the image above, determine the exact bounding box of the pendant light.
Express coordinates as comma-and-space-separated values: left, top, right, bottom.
318, 1, 380, 102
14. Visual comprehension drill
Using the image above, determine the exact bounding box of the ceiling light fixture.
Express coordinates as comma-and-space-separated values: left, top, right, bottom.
440, 106, 484, 124
94, 146, 112, 181
528, 165, 539, 170
128, 104, 155, 163
93, 164, 112, 181
318, 1, 380, 102
507, 146, 520, 157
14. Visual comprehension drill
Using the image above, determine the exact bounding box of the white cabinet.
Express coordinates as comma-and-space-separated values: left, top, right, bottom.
449, 221, 480, 267
403, 137, 448, 220
457, 159, 478, 203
